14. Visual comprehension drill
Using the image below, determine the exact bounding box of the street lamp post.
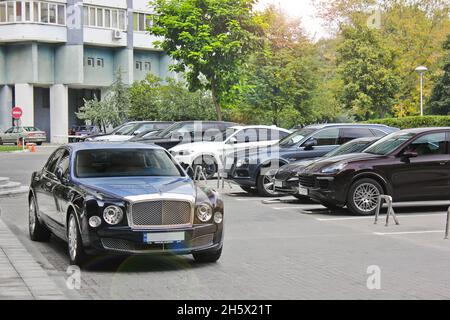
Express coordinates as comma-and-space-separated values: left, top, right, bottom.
415, 66, 428, 116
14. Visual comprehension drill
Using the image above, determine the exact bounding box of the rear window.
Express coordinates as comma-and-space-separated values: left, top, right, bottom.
75, 149, 183, 178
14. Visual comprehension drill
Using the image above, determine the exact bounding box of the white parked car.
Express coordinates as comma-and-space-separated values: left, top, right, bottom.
170, 125, 292, 178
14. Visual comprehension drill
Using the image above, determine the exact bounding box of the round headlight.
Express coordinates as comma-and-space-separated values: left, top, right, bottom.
103, 206, 124, 225
89, 216, 102, 228
196, 204, 213, 222
214, 212, 223, 224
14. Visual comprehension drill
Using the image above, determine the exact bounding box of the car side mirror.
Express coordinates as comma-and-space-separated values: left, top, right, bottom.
303, 139, 317, 151
401, 150, 418, 163
228, 137, 237, 144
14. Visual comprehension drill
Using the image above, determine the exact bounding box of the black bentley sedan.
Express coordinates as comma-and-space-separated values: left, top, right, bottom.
298, 128, 450, 215
28, 143, 224, 266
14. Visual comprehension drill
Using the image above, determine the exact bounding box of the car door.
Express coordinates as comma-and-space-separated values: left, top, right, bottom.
288, 127, 341, 161
1, 128, 13, 143
36, 149, 64, 226
390, 132, 450, 201
53, 149, 72, 228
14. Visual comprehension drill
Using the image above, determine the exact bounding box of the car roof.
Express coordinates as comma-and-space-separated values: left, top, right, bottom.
229, 125, 290, 131
64, 142, 165, 152
303, 123, 396, 129
396, 127, 450, 134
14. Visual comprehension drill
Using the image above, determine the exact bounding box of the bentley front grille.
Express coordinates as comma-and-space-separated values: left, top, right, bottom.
129, 200, 193, 228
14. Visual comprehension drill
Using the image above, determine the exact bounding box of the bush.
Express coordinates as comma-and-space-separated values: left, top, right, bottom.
366, 116, 450, 129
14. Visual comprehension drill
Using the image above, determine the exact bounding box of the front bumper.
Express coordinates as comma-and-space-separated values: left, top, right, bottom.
299, 174, 349, 206
84, 223, 223, 256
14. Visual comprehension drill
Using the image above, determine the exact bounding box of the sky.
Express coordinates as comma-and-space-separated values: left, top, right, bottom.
255, 0, 330, 40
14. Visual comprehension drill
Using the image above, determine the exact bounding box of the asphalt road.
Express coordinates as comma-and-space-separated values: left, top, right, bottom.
2, 147, 450, 299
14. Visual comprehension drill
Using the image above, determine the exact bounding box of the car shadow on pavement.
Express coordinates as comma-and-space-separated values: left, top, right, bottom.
45, 234, 209, 273
301, 206, 450, 217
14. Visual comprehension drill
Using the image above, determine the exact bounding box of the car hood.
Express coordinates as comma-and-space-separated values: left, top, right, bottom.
93, 135, 132, 142
278, 158, 320, 172
304, 153, 383, 172
77, 176, 196, 199
170, 141, 223, 152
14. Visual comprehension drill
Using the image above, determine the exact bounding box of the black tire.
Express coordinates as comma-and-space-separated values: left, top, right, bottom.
193, 248, 222, 263
0, 138, 3, 145
29, 195, 51, 242
67, 213, 86, 266
347, 178, 384, 216
193, 155, 217, 180
240, 186, 258, 194
36, 142, 42, 146
256, 173, 278, 197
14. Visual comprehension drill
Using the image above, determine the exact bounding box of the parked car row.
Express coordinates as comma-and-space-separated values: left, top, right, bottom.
0, 126, 47, 145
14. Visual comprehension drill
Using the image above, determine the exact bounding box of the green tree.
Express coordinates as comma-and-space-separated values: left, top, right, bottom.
429, 35, 450, 115
337, 26, 400, 120
128, 74, 217, 121
149, 0, 262, 121
77, 70, 130, 130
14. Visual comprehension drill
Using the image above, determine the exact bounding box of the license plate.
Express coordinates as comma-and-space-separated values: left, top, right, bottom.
144, 232, 185, 244
298, 187, 309, 196
275, 180, 283, 188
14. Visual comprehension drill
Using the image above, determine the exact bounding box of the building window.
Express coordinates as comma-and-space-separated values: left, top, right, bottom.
97, 58, 104, 68
144, 62, 151, 71
83, 5, 126, 31
0, 1, 66, 25
87, 57, 95, 67
133, 12, 153, 32
136, 61, 142, 71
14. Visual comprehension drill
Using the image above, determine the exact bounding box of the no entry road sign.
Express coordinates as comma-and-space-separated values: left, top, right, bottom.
12, 107, 23, 120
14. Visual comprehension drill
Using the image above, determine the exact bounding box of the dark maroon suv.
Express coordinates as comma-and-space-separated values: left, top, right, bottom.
298, 128, 450, 215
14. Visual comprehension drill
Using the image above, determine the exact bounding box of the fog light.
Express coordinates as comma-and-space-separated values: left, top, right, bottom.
89, 216, 102, 228
214, 212, 223, 224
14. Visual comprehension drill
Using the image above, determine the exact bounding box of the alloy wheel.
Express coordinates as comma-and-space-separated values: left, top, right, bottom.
352, 183, 380, 213
29, 200, 36, 234
262, 174, 277, 195
68, 216, 78, 261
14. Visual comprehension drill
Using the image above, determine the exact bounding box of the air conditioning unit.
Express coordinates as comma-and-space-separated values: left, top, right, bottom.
112, 30, 122, 40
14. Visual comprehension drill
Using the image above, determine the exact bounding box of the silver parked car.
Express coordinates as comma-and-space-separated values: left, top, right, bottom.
0, 127, 47, 145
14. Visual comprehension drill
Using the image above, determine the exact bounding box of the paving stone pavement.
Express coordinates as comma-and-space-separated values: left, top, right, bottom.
0, 218, 66, 300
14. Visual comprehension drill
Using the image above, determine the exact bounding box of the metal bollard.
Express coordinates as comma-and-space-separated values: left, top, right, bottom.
375, 195, 399, 227
445, 207, 450, 240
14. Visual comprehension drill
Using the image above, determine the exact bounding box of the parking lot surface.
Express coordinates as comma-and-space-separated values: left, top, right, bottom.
1, 147, 450, 299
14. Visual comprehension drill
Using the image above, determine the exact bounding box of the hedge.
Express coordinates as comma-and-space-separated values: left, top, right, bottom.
365, 116, 450, 129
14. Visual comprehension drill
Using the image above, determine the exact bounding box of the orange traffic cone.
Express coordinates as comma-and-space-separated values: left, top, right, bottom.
31, 144, 36, 153
18, 140, 22, 148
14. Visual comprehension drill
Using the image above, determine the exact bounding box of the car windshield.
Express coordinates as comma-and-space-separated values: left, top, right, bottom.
325, 140, 373, 157
364, 132, 415, 156
75, 149, 183, 178
278, 128, 316, 147
114, 124, 138, 136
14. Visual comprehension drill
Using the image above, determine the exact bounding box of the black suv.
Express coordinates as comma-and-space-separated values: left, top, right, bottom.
228, 124, 399, 196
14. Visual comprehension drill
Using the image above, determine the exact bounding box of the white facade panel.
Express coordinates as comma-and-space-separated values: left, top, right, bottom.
133, 33, 161, 50
84, 27, 127, 47
50, 84, 69, 144
14, 84, 34, 127
83, 0, 127, 9
0, 24, 67, 43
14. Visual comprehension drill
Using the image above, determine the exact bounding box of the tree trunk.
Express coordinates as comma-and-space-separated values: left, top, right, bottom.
211, 79, 222, 121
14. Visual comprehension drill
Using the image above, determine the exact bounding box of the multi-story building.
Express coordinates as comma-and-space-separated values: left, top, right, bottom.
0, 0, 173, 143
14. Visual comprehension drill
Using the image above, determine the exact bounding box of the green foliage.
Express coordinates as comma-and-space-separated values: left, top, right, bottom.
77, 70, 130, 131
149, 0, 263, 120
128, 74, 217, 121
337, 25, 400, 120
366, 115, 450, 129
429, 35, 450, 115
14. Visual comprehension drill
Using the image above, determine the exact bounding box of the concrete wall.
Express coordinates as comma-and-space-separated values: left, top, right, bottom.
114, 48, 133, 85
0, 47, 5, 85
14, 84, 34, 126
50, 84, 68, 144
83, 46, 115, 87
37, 46, 55, 85
55, 45, 84, 85
6, 45, 34, 84
133, 50, 160, 81
0, 86, 12, 131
